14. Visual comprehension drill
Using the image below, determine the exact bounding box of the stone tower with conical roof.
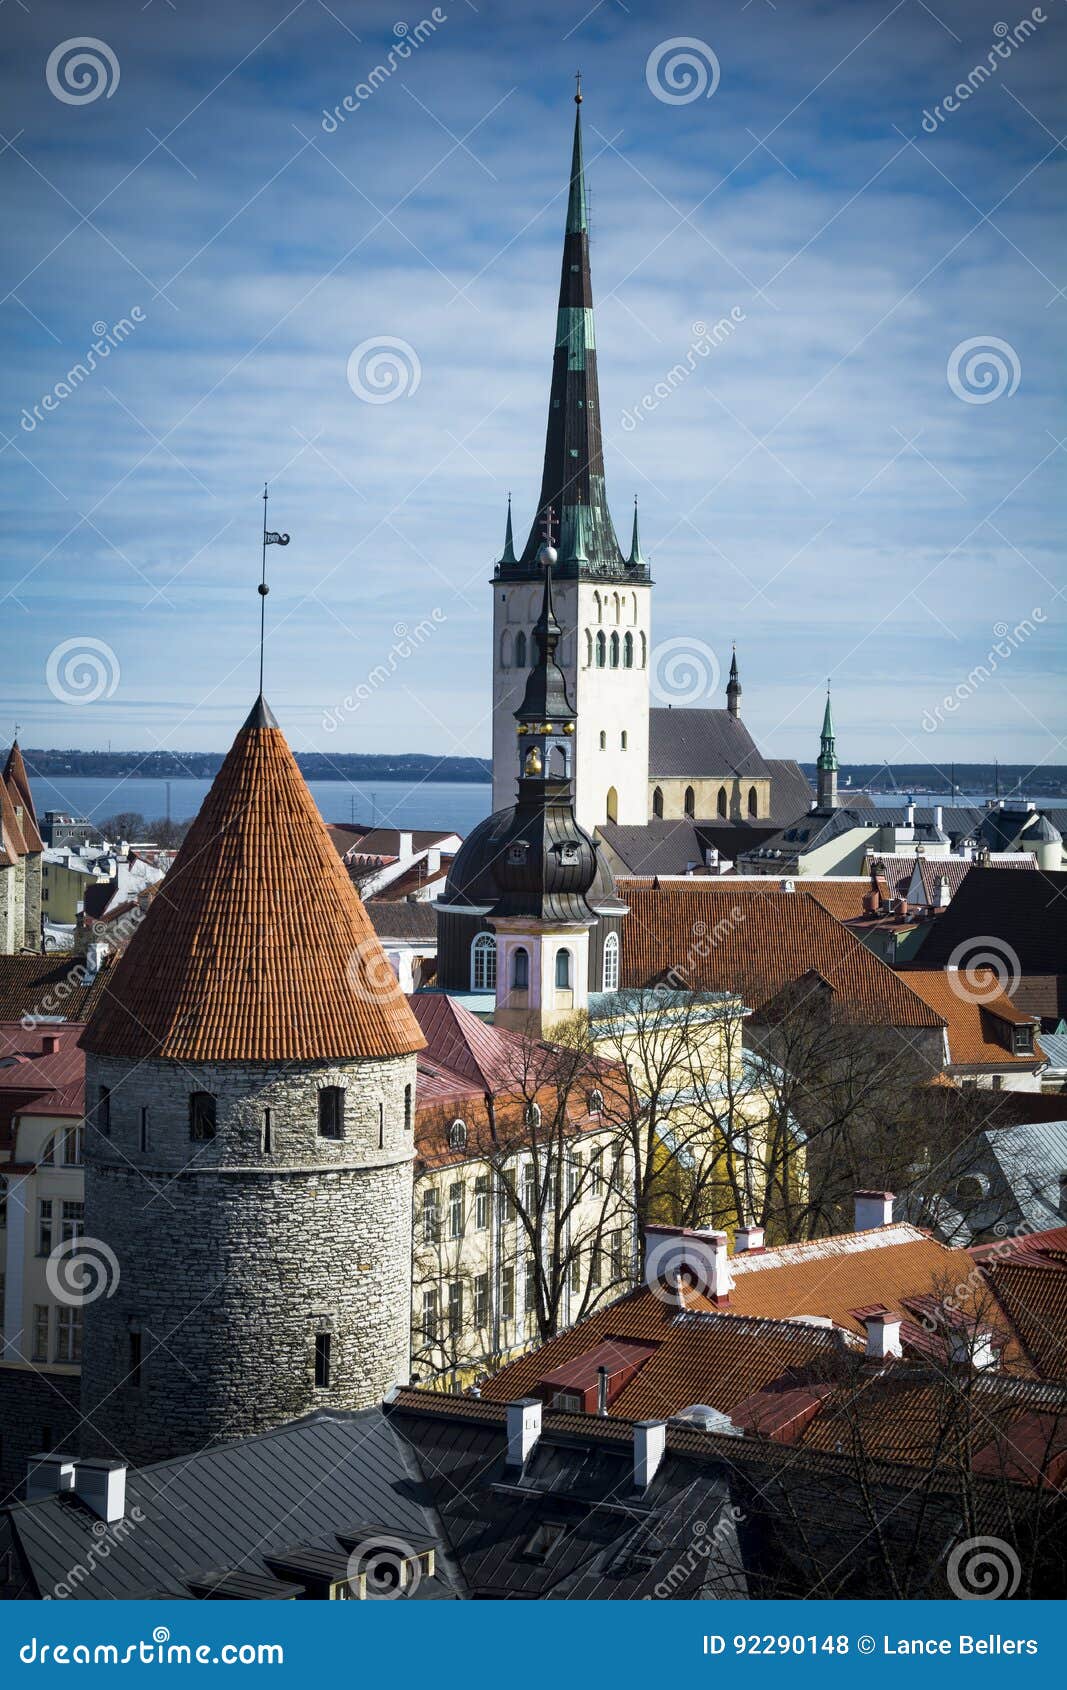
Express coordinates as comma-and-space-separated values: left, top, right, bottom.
1, 739, 43, 952
79, 697, 426, 1465
492, 87, 651, 832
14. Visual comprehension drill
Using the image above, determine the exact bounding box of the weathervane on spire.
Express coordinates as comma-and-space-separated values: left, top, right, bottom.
574, 69, 582, 104
258, 484, 290, 697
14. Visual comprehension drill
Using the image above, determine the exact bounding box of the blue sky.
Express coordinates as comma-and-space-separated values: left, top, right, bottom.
1, 0, 1063, 780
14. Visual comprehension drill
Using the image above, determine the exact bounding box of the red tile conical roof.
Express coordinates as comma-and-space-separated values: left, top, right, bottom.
82, 698, 426, 1063
3, 742, 44, 854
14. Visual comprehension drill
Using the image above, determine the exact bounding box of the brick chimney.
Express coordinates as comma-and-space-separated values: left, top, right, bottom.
734, 1223, 765, 1255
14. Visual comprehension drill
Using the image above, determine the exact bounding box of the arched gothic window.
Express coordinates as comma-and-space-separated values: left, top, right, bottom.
595, 631, 606, 668
609, 632, 620, 668
717, 785, 728, 818
471, 932, 497, 991
585, 629, 593, 667
448, 1119, 467, 1150
623, 631, 634, 668
652, 786, 664, 818
593, 590, 602, 624
515, 631, 527, 668
500, 629, 512, 667
748, 785, 758, 818
684, 785, 696, 819
602, 932, 620, 992
640, 632, 647, 667
606, 786, 618, 823
599, 730, 607, 750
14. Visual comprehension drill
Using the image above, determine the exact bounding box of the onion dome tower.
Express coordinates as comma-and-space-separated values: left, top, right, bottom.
80, 696, 426, 1465
491, 82, 652, 830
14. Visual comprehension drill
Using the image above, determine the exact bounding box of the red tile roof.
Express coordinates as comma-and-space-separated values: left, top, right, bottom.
901, 969, 1043, 1067
618, 882, 943, 1028
0, 1021, 86, 1145
82, 701, 425, 1063
3, 742, 44, 854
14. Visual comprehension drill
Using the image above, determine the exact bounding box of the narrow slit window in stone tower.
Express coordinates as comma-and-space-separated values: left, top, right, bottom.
404, 1082, 413, 1131
262, 1108, 272, 1153
139, 1106, 148, 1154
128, 1331, 143, 1389
314, 1332, 331, 1389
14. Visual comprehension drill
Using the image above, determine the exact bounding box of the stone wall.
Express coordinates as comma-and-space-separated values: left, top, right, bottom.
0, 1366, 81, 1502
81, 1050, 416, 1466
22, 853, 42, 950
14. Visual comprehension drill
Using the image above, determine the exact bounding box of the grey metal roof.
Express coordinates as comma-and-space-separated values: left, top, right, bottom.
985, 1120, 1067, 1234
648, 708, 771, 779
598, 820, 776, 876
6, 1408, 458, 1601
366, 901, 438, 943
1037, 1031, 1067, 1071
764, 758, 815, 824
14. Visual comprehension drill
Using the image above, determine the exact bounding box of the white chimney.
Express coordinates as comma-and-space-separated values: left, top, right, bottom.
75, 1458, 127, 1523
734, 1223, 765, 1254
506, 1398, 542, 1466
905, 801, 915, 827
634, 1420, 667, 1490
398, 831, 413, 860
84, 941, 109, 980
860, 1311, 902, 1361
854, 1190, 894, 1231
935, 875, 951, 908
949, 1327, 997, 1370
934, 805, 944, 830
645, 1226, 732, 1303
25, 1454, 76, 1502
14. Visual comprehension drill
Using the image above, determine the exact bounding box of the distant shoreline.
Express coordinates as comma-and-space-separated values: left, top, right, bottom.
23, 751, 493, 784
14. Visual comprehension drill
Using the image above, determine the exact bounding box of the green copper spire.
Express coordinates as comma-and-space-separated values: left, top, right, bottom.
818, 687, 837, 770
505, 85, 633, 582
627, 496, 645, 567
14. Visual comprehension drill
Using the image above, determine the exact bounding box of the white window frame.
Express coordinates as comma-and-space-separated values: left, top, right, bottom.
471, 932, 497, 992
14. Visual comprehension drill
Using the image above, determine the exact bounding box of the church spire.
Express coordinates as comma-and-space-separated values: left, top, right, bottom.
816, 683, 838, 810
627, 496, 645, 568
512, 85, 629, 580
501, 492, 517, 565
726, 644, 741, 720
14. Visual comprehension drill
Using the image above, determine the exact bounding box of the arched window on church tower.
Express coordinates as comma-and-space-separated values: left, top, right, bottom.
585, 629, 593, 667
593, 590, 602, 623
640, 631, 647, 667
652, 786, 664, 818
748, 785, 758, 818
511, 946, 530, 990
515, 630, 527, 668
717, 785, 728, 818
471, 932, 497, 991
684, 786, 695, 819
606, 787, 618, 822
609, 632, 620, 668
612, 591, 621, 624
595, 631, 606, 668
623, 632, 634, 668
500, 629, 512, 668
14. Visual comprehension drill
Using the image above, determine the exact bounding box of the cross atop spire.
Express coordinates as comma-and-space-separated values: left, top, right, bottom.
501, 86, 636, 583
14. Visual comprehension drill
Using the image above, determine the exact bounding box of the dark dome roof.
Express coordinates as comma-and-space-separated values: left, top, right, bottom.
444, 803, 618, 914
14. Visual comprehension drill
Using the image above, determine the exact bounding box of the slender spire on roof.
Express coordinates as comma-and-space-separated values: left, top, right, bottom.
816, 683, 838, 810
510, 84, 629, 581
627, 496, 645, 568
517, 508, 575, 729
82, 702, 425, 1064
501, 492, 517, 565
726, 644, 742, 721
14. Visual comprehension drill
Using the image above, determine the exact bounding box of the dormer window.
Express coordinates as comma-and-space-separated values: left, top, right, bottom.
1012, 1023, 1034, 1055
448, 1119, 467, 1150
557, 841, 580, 866
507, 841, 529, 866
589, 1088, 604, 1114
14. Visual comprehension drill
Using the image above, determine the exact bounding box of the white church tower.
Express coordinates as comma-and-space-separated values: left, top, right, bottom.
491, 84, 651, 832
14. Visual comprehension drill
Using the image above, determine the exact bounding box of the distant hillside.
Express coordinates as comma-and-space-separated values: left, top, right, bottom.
797, 763, 1067, 799
23, 748, 492, 784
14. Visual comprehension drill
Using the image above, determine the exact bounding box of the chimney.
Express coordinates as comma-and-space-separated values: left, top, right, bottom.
854, 1190, 894, 1231
934, 805, 944, 830
645, 1226, 732, 1303
506, 1398, 542, 1466
734, 1223, 765, 1255
25, 1453, 76, 1502
935, 875, 951, 908
398, 831, 413, 860
596, 1365, 609, 1416
41, 1032, 61, 1055
859, 1309, 902, 1362
905, 801, 915, 827
74, 1458, 127, 1524
634, 1421, 667, 1490
84, 941, 109, 980
949, 1327, 998, 1370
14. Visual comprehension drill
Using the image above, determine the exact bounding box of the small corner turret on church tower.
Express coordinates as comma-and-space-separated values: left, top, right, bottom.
726, 645, 741, 721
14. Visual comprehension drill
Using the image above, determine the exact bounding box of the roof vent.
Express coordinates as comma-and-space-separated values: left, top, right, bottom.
671, 1404, 740, 1436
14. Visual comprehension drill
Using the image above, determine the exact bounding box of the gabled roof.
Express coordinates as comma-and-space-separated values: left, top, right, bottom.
0, 953, 115, 1022
0, 1021, 86, 1137
868, 852, 1035, 906
5, 1408, 457, 1601
82, 699, 425, 1063
410, 991, 530, 1094
900, 969, 1043, 1068
649, 708, 770, 779
764, 757, 815, 823
366, 900, 438, 943
617, 882, 943, 1028
915, 866, 1067, 976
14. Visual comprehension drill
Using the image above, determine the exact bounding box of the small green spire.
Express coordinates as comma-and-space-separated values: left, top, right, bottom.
818, 684, 837, 771
567, 75, 587, 235
501, 492, 516, 565
627, 496, 644, 567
